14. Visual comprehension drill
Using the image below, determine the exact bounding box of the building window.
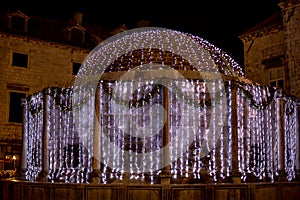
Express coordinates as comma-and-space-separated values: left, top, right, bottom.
72, 62, 81, 75
269, 67, 284, 88
11, 16, 26, 32
12, 52, 28, 68
9, 92, 26, 123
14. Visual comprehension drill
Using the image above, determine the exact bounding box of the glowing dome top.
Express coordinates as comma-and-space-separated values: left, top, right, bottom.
189, 34, 244, 77
76, 27, 244, 82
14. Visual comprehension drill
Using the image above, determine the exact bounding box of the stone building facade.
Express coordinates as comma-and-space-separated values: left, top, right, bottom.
239, 0, 300, 98
0, 9, 128, 168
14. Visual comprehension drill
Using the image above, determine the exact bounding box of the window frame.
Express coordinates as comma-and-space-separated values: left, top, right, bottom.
7, 10, 29, 32
8, 91, 26, 123
72, 61, 82, 75
268, 67, 285, 89
11, 51, 29, 68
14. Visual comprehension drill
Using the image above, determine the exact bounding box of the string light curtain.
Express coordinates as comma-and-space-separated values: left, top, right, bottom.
22, 29, 298, 183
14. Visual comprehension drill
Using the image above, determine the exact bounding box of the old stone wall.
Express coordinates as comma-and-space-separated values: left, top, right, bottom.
242, 31, 284, 86
242, 1, 300, 98
282, 2, 300, 97
0, 33, 90, 143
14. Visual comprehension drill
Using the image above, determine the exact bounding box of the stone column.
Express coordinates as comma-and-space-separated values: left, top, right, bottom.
89, 83, 102, 183
276, 89, 286, 181
38, 89, 50, 182
16, 97, 28, 180
230, 81, 241, 183
160, 85, 171, 185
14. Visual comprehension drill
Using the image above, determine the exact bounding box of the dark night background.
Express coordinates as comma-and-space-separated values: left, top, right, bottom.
1, 0, 281, 67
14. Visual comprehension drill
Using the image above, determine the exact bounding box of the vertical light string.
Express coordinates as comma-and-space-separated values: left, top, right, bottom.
176, 80, 181, 179
112, 81, 118, 180
190, 80, 196, 178
246, 90, 251, 180
258, 87, 265, 180
70, 88, 77, 182
88, 86, 94, 183
237, 87, 244, 180
191, 80, 198, 179
114, 80, 120, 180
48, 90, 55, 182
268, 93, 275, 181
129, 80, 135, 179
27, 96, 33, 181
179, 81, 185, 177
71, 88, 79, 183
217, 80, 226, 180
218, 80, 225, 180
185, 80, 191, 178
126, 81, 132, 179
193, 80, 199, 179
156, 85, 163, 177
100, 81, 108, 183
227, 81, 232, 177
284, 97, 297, 181
203, 81, 209, 178
169, 80, 177, 179
25, 94, 32, 180
273, 90, 279, 179
25, 98, 30, 181
66, 88, 73, 182
64, 89, 72, 183
108, 81, 113, 180
76, 85, 83, 180
121, 81, 128, 180
57, 91, 64, 181
135, 81, 142, 179
53, 88, 59, 182
260, 88, 266, 180
141, 81, 147, 181
36, 92, 43, 181
252, 86, 259, 179
266, 87, 274, 181
149, 81, 154, 183
253, 86, 260, 179
211, 80, 217, 181
98, 81, 104, 182
37, 92, 43, 181
262, 89, 267, 180
193, 80, 201, 179
245, 86, 252, 179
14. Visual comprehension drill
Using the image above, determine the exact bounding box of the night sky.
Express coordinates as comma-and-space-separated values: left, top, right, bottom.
2, 0, 281, 68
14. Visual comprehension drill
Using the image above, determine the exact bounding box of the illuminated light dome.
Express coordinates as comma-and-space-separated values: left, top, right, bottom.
191, 34, 244, 77
20, 28, 298, 185
101, 35, 244, 77
76, 28, 244, 83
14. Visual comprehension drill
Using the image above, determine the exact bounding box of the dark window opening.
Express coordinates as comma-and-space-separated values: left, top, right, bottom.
270, 81, 277, 87
277, 80, 284, 88
12, 52, 28, 68
72, 62, 81, 75
11, 16, 25, 32
9, 92, 26, 123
